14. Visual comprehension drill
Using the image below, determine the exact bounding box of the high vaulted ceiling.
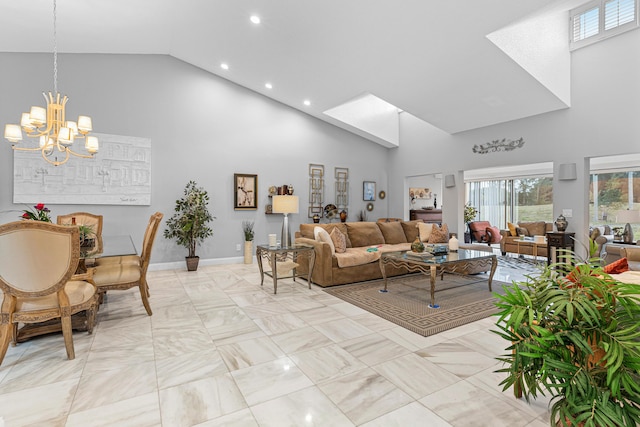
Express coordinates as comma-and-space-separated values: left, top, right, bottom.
0, 0, 585, 146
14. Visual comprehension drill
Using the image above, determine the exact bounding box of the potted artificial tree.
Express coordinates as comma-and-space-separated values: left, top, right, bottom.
463, 203, 478, 243
493, 256, 640, 427
164, 181, 215, 271
242, 220, 255, 264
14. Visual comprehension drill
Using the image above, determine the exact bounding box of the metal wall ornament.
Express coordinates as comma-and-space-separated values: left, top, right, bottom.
309, 163, 324, 218
334, 167, 349, 218
472, 137, 525, 154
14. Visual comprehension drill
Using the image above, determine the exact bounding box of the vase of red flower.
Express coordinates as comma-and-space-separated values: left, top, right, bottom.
21, 203, 52, 222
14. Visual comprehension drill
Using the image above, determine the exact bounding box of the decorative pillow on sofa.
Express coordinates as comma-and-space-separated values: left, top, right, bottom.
603, 257, 629, 274
302, 223, 351, 247
330, 228, 347, 253
417, 222, 433, 242
377, 221, 408, 244
469, 221, 491, 242
314, 226, 335, 255
345, 222, 385, 247
401, 220, 422, 242
518, 221, 546, 237
428, 223, 449, 243
590, 227, 601, 240
507, 222, 518, 237
486, 226, 502, 243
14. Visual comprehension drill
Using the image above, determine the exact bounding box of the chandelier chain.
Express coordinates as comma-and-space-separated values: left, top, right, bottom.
53, 0, 58, 94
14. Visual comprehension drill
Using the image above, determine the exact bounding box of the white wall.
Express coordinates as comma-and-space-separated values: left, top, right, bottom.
0, 54, 390, 264
389, 29, 640, 253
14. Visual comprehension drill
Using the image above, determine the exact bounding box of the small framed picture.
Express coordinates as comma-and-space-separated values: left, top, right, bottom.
363, 181, 376, 201
234, 173, 258, 210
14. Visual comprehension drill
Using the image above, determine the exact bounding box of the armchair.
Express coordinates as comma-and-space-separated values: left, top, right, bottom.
0, 221, 98, 364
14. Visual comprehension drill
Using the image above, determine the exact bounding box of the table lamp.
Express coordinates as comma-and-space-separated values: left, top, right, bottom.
272, 195, 299, 247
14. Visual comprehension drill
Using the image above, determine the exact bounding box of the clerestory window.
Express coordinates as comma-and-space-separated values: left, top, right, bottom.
570, 0, 638, 50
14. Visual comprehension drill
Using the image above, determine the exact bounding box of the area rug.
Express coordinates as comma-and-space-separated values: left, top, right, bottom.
498, 255, 544, 272
325, 274, 509, 337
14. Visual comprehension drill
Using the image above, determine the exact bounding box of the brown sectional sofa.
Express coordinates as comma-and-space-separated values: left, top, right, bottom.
294, 221, 420, 287
499, 221, 553, 257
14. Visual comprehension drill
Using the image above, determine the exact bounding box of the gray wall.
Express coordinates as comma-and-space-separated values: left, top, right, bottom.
388, 28, 640, 254
0, 54, 391, 264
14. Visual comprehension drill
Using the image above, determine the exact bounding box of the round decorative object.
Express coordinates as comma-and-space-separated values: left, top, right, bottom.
379, 191, 386, 200
324, 204, 338, 220
411, 237, 425, 253
366, 202, 374, 212
555, 214, 568, 232
268, 186, 277, 196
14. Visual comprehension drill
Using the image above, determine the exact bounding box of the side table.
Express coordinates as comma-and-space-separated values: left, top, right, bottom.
546, 232, 575, 266
256, 244, 315, 294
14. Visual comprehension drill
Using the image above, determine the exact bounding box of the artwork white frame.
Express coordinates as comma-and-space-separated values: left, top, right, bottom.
13, 133, 152, 205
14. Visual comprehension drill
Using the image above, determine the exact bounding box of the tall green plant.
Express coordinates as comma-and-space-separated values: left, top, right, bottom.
164, 181, 215, 258
493, 258, 640, 426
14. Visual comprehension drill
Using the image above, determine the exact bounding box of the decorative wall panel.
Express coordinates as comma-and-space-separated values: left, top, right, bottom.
308, 163, 324, 218
335, 167, 349, 216
13, 133, 151, 205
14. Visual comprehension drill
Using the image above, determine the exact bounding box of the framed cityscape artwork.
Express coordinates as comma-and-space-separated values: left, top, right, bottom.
234, 173, 258, 210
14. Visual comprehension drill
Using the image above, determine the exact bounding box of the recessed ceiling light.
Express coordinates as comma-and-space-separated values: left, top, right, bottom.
303, 100, 311, 106
220, 63, 229, 70
265, 83, 273, 89
250, 15, 261, 24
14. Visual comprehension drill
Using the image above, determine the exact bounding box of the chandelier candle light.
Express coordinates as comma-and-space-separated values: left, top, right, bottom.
4, 0, 98, 166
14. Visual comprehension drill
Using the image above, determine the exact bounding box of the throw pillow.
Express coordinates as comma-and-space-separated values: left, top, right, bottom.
417, 222, 433, 242
401, 220, 422, 242
486, 226, 502, 243
603, 257, 629, 274
345, 222, 385, 247
314, 226, 335, 255
377, 221, 407, 244
428, 223, 449, 243
330, 228, 347, 253
590, 227, 601, 240
507, 222, 517, 237
518, 221, 546, 237
515, 226, 529, 237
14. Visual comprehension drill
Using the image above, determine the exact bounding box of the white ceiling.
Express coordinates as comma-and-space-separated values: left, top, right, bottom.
0, 0, 585, 145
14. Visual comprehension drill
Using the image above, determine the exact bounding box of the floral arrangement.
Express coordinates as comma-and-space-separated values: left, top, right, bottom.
242, 220, 255, 241
463, 203, 478, 223
21, 203, 52, 222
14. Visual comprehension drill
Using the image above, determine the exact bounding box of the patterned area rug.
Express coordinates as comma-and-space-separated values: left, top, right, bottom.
325, 274, 509, 337
497, 255, 545, 272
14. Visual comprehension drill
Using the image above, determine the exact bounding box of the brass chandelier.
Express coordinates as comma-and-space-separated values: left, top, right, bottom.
4, 0, 98, 167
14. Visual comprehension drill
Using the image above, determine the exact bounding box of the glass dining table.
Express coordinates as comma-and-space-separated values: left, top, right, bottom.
15, 235, 138, 343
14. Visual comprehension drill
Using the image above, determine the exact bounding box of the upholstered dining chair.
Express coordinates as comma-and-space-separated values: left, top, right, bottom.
92, 212, 163, 316
57, 212, 103, 240
0, 221, 99, 365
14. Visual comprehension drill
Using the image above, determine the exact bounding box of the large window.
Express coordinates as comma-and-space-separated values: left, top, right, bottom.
571, 0, 638, 50
466, 177, 553, 228
590, 170, 639, 236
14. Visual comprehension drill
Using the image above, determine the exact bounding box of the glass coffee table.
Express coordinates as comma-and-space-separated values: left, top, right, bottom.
256, 244, 315, 294
379, 249, 497, 308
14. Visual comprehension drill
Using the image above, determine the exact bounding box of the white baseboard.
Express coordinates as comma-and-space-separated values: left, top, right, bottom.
148, 256, 251, 271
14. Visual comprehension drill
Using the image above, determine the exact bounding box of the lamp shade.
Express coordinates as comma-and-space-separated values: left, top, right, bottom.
272, 195, 299, 214
4, 124, 23, 142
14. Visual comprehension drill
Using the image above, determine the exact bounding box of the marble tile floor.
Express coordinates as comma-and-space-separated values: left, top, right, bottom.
0, 261, 551, 427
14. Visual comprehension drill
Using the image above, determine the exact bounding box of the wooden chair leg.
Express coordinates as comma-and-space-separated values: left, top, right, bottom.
86, 304, 97, 334
0, 323, 12, 365
139, 282, 152, 316
11, 322, 18, 346
60, 314, 75, 360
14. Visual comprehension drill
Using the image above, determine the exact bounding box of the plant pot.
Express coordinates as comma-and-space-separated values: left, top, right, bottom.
244, 241, 253, 264
186, 256, 199, 271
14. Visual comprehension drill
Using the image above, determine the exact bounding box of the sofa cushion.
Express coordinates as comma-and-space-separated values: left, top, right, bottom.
417, 222, 433, 242
401, 220, 422, 242
486, 226, 502, 243
518, 221, 546, 237
301, 223, 351, 247
428, 223, 449, 243
330, 228, 347, 253
346, 222, 386, 247
469, 221, 491, 242
314, 226, 335, 255
377, 221, 408, 244
507, 222, 518, 237
604, 257, 629, 274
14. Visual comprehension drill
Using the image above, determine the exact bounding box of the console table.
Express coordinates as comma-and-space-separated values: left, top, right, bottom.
409, 209, 442, 223
546, 232, 575, 266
